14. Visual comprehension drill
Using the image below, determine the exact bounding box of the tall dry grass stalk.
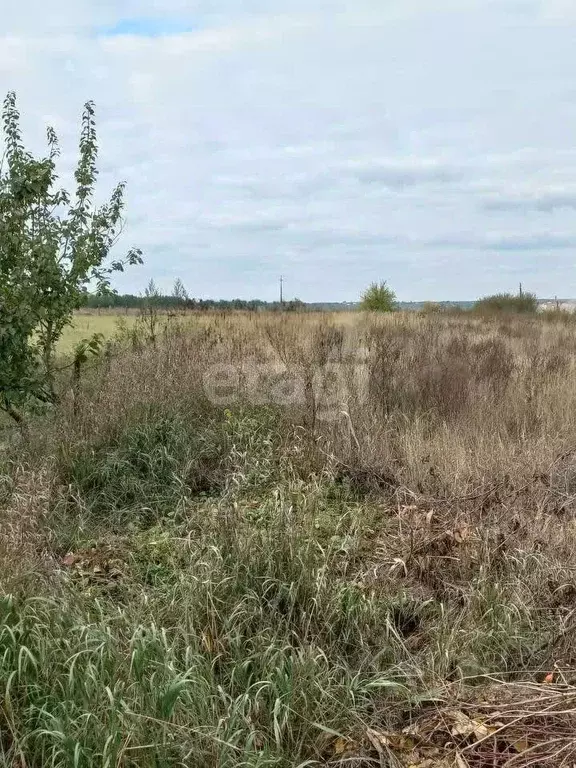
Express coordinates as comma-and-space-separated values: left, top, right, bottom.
46, 310, 576, 493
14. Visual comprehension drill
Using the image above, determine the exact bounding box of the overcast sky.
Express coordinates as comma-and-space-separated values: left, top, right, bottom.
3, 0, 576, 301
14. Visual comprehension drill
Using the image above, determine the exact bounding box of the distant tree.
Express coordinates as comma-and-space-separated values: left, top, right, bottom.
359, 282, 398, 312
285, 298, 305, 312
138, 279, 161, 345
172, 278, 189, 305
473, 292, 538, 315
81, 293, 291, 313
0, 91, 142, 423
420, 301, 445, 315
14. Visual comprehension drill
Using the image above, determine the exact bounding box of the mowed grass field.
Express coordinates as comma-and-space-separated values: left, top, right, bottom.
57, 312, 138, 353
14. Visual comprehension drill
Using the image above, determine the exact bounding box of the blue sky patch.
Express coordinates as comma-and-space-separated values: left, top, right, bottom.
97, 18, 196, 38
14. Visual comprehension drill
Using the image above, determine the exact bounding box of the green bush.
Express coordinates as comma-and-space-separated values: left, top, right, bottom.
473, 292, 538, 314
359, 282, 398, 312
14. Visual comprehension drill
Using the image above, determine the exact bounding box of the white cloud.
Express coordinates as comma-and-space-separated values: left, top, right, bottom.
2, 0, 576, 300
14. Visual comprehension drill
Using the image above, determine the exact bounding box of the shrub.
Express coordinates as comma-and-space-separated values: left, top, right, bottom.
359, 281, 398, 312
540, 307, 575, 323
420, 301, 445, 314
473, 292, 538, 314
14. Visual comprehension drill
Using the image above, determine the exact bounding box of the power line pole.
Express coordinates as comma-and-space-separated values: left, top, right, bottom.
519, 282, 523, 298
279, 275, 284, 308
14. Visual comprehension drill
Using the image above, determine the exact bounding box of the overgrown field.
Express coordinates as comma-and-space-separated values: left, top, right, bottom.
3, 311, 576, 766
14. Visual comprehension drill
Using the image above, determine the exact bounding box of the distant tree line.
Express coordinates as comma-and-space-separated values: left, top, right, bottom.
84, 286, 545, 316
82, 288, 306, 313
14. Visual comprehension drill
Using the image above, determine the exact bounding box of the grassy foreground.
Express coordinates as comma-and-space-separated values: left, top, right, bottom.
3, 311, 576, 766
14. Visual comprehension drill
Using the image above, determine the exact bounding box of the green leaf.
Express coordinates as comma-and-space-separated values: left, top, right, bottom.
0, 90, 143, 421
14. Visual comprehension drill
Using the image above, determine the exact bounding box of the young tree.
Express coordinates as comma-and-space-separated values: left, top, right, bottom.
285, 298, 305, 312
0, 92, 142, 422
138, 279, 161, 346
359, 282, 398, 312
172, 278, 189, 312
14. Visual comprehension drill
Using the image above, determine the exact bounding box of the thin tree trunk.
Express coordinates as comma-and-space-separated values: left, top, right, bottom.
42, 319, 56, 400
1, 401, 28, 438
5, 402, 24, 425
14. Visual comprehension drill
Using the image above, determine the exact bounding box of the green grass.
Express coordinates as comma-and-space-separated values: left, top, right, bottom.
57, 314, 137, 353
2, 410, 413, 767
1, 405, 562, 766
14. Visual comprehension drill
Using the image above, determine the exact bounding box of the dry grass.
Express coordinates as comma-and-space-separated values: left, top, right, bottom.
2, 309, 576, 766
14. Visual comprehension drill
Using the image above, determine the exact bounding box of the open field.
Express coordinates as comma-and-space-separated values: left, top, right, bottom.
57, 313, 138, 353
4, 310, 576, 766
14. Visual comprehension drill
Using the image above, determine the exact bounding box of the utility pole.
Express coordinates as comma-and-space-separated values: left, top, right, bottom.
519, 282, 523, 298
279, 275, 284, 308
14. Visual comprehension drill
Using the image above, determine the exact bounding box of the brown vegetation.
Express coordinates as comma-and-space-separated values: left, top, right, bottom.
3, 310, 576, 766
